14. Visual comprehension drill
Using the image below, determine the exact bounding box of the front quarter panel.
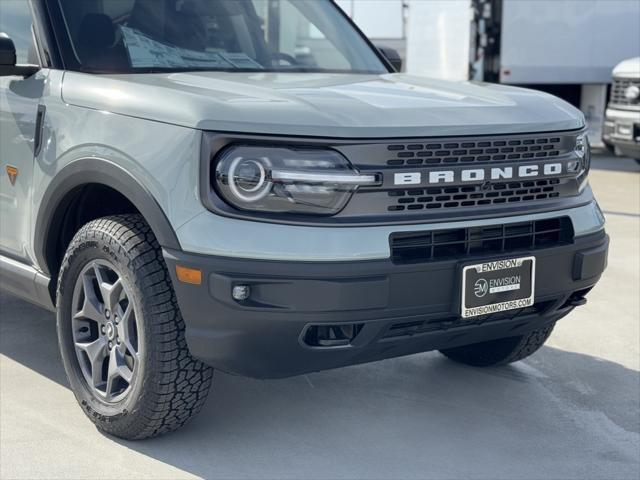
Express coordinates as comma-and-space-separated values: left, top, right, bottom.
31, 71, 207, 271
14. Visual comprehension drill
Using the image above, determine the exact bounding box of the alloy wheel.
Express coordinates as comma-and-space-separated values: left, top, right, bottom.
71, 260, 139, 402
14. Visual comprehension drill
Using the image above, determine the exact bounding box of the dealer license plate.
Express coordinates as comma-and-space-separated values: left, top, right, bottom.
461, 257, 535, 318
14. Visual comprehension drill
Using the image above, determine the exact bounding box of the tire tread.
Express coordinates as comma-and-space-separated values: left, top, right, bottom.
439, 323, 555, 367
57, 214, 212, 440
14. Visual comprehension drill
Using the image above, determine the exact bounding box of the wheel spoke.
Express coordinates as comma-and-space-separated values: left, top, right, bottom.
74, 272, 104, 322
105, 347, 133, 400
76, 337, 108, 387
94, 265, 123, 312
105, 348, 118, 400
104, 279, 124, 313
117, 354, 134, 383
116, 304, 138, 360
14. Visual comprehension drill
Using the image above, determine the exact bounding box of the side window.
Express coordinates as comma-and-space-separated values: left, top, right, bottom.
0, 0, 34, 64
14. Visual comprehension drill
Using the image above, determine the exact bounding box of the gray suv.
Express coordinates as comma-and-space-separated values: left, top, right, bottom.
0, 0, 608, 440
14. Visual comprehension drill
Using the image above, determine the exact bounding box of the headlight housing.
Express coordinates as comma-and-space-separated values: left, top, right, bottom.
574, 133, 591, 191
575, 133, 591, 172
214, 146, 379, 215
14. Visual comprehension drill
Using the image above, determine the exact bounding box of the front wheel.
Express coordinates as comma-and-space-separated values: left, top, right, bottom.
56, 215, 213, 440
439, 323, 555, 367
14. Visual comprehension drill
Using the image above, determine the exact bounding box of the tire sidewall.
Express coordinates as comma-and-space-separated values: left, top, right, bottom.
57, 229, 150, 427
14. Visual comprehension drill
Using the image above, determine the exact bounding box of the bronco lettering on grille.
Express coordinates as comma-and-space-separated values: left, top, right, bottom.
393, 162, 564, 186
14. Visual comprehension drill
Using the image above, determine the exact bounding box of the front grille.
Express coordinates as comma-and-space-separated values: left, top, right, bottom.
385, 135, 565, 166
388, 178, 561, 212
610, 78, 640, 107
356, 131, 583, 217
381, 301, 555, 340
390, 218, 573, 264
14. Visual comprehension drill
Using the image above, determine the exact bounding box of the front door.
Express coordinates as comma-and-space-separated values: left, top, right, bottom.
0, 1, 43, 261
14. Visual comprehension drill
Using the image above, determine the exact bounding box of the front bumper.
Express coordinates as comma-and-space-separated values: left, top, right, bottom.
604, 107, 640, 159
164, 226, 608, 379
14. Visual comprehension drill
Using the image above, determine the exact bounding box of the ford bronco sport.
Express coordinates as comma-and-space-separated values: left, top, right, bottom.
0, 0, 608, 440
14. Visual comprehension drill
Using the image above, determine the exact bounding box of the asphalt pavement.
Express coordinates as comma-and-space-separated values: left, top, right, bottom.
1, 153, 638, 480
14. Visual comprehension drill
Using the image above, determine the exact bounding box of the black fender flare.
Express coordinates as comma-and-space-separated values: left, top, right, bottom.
34, 158, 181, 277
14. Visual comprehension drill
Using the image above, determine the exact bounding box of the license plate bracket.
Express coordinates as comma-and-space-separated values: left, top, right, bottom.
461, 256, 536, 318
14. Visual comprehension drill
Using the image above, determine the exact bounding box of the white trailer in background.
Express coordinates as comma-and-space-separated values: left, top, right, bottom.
339, 0, 640, 146
479, 0, 640, 145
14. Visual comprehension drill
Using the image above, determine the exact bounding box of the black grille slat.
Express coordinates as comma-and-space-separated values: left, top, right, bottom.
337, 132, 581, 221
383, 132, 574, 213
610, 78, 640, 107
390, 218, 573, 264
387, 181, 562, 212
386, 133, 568, 167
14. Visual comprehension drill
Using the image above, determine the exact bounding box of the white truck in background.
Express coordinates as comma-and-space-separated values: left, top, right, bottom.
603, 57, 640, 162
338, 0, 640, 148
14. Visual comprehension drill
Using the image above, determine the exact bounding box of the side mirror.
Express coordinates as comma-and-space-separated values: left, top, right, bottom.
377, 45, 403, 72
0, 33, 39, 78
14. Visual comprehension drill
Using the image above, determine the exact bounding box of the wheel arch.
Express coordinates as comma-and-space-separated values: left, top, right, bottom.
34, 158, 181, 281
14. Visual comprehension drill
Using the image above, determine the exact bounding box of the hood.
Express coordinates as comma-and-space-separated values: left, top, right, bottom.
613, 57, 640, 78
61, 72, 584, 138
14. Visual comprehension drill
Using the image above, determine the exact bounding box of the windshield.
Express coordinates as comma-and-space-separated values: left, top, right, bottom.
54, 0, 387, 74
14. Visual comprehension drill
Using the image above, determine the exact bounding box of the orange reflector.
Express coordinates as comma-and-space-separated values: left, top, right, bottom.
176, 265, 202, 285
6, 166, 18, 186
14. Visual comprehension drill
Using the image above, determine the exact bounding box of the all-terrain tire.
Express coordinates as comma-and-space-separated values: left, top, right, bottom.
439, 322, 555, 367
56, 214, 213, 439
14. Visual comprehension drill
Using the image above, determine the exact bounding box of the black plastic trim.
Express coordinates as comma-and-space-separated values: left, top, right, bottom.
163, 230, 608, 378
0, 255, 54, 311
34, 158, 181, 276
33, 105, 45, 156
573, 239, 609, 280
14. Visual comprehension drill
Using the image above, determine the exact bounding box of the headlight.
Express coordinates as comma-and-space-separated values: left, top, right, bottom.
575, 133, 591, 173
214, 146, 379, 215
574, 133, 591, 192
